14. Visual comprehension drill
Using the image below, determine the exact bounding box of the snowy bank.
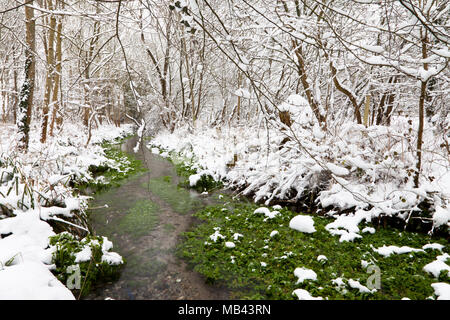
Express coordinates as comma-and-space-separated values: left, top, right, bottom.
150, 115, 449, 236
0, 122, 133, 299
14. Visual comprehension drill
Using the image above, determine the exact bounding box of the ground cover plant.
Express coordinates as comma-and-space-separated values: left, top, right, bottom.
178, 201, 449, 300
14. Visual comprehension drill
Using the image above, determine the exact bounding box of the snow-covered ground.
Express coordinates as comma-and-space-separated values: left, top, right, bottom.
0, 122, 133, 299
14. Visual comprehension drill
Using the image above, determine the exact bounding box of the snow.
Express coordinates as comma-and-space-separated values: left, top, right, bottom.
74, 246, 92, 263
360, 44, 384, 54
334, 231, 362, 243
433, 206, 450, 228
235, 88, 251, 99
254, 207, 271, 216
150, 117, 450, 233
372, 243, 445, 261
254, 207, 279, 219
102, 237, 114, 252
362, 227, 375, 234
279, 94, 309, 113
365, 56, 388, 65
0, 261, 74, 300
326, 163, 350, 176
270, 230, 279, 237
372, 245, 424, 257
101, 251, 123, 265
232, 233, 243, 241
433, 48, 450, 58
331, 277, 346, 287
292, 288, 323, 300
0, 122, 132, 299
286, 94, 308, 107
188, 170, 214, 187
423, 254, 450, 278
431, 283, 450, 300
210, 229, 226, 242
225, 241, 236, 248
289, 215, 316, 233
133, 120, 146, 153
189, 174, 202, 187
294, 267, 318, 284
348, 279, 376, 294
325, 210, 368, 242
423, 243, 445, 251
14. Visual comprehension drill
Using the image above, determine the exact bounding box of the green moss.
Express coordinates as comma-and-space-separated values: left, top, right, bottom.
143, 176, 201, 214
49, 232, 123, 297
118, 200, 160, 238
177, 203, 449, 300
76, 139, 146, 194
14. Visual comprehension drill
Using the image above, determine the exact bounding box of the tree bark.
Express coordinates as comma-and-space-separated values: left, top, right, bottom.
414, 29, 429, 188
292, 39, 326, 127
50, 5, 63, 137
17, 1, 36, 151
41, 0, 57, 143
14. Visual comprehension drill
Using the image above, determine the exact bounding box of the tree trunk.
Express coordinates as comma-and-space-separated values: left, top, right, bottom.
50, 8, 63, 137
41, 0, 57, 143
17, 2, 36, 151
292, 39, 326, 127
414, 29, 429, 188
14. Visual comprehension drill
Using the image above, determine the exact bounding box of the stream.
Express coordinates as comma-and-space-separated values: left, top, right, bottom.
85, 136, 230, 300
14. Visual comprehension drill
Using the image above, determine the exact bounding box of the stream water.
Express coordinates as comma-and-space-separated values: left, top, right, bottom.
85, 136, 229, 300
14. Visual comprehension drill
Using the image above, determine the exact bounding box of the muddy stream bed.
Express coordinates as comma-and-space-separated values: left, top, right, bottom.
84, 137, 230, 300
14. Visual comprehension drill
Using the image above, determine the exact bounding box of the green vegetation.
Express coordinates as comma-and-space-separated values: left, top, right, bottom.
49, 232, 123, 298
143, 176, 201, 214
174, 160, 223, 192
178, 203, 449, 300
149, 145, 223, 192
77, 138, 146, 194
118, 200, 160, 238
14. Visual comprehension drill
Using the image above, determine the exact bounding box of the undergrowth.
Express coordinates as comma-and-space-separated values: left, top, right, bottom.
49, 232, 123, 298
149, 145, 222, 192
77, 136, 146, 194
178, 202, 449, 300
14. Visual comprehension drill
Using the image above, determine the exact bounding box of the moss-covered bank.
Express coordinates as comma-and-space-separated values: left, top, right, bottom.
178, 201, 449, 300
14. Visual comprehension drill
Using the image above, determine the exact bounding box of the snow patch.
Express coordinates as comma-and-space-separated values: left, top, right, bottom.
294, 267, 318, 284
431, 283, 450, 300
292, 289, 323, 300
225, 241, 236, 248
289, 215, 316, 233
423, 254, 450, 278
373, 245, 424, 257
